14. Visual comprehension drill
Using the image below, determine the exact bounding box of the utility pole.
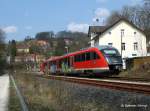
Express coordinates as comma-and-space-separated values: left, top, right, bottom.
121, 29, 124, 58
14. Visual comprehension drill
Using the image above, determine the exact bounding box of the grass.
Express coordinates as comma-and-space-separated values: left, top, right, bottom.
12, 70, 110, 111
13, 70, 56, 111
11, 69, 150, 111
118, 67, 150, 79
8, 77, 22, 111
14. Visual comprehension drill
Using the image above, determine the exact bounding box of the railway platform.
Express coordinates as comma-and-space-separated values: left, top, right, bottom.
0, 74, 9, 111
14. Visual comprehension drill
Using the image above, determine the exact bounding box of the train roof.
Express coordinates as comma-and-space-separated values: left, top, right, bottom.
96, 45, 116, 50
45, 45, 117, 62
79, 45, 116, 51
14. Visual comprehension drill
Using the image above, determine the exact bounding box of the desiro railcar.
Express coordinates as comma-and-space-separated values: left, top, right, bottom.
40, 45, 122, 75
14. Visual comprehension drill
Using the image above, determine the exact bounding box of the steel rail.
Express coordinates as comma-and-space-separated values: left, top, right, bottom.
105, 76, 150, 82
39, 75, 150, 95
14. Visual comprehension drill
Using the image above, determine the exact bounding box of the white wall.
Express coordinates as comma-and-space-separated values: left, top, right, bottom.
93, 21, 147, 58
90, 33, 95, 47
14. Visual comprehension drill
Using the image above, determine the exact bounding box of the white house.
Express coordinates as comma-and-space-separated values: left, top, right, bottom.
88, 18, 147, 59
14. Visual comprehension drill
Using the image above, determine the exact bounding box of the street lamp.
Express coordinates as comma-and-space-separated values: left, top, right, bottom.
65, 46, 69, 54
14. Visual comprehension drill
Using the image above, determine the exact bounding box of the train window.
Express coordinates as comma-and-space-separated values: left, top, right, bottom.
104, 50, 116, 54
92, 52, 100, 59
75, 52, 96, 62
75, 54, 86, 62
101, 49, 120, 56
77, 55, 80, 62
75, 55, 81, 62
86, 52, 91, 60
90, 52, 99, 60
75, 55, 77, 62
81, 53, 85, 61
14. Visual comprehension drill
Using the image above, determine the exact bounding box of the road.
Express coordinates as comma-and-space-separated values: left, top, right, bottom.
0, 74, 9, 111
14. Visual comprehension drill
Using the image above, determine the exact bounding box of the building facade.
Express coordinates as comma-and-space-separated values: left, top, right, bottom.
89, 19, 147, 59
16, 43, 30, 54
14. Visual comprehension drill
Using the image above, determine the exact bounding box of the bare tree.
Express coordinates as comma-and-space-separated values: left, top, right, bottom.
122, 1, 150, 30
0, 29, 5, 43
0, 29, 5, 54
0, 29, 6, 73
106, 0, 150, 42
122, 6, 138, 23
106, 11, 121, 25
142, 0, 150, 29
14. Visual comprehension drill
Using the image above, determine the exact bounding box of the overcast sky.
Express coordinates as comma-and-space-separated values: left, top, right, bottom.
0, 0, 142, 41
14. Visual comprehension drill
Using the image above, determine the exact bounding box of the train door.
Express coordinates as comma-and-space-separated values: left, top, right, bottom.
70, 56, 74, 69
90, 51, 100, 70
69, 56, 74, 72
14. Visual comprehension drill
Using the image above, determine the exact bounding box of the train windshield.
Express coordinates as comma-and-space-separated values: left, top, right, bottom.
101, 49, 120, 56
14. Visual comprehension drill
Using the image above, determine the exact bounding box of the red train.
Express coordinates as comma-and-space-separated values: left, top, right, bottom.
40, 45, 122, 75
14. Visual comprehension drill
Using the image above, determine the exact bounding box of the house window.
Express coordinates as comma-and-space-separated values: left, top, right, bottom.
132, 54, 137, 56
134, 32, 136, 37
134, 42, 138, 50
134, 32, 136, 35
108, 43, 113, 46
121, 29, 124, 37
94, 38, 99, 46
122, 43, 125, 51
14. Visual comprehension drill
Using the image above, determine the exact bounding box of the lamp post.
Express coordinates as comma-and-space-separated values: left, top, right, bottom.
65, 46, 69, 54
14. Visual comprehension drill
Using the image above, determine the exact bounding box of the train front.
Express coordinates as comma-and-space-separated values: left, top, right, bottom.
100, 46, 123, 73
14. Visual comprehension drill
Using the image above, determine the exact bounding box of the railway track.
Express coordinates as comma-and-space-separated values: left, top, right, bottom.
38, 74, 150, 95
103, 76, 150, 82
